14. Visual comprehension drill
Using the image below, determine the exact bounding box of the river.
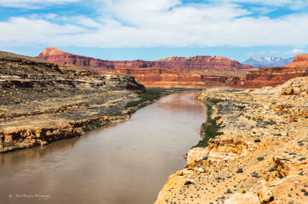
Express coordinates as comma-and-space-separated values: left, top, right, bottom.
0, 92, 205, 204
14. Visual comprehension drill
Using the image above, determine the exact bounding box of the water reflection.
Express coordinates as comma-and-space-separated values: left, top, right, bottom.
0, 138, 79, 166
0, 92, 204, 204
158, 93, 205, 113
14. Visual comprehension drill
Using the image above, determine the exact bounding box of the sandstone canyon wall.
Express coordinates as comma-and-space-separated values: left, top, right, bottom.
38, 48, 308, 88
240, 54, 308, 87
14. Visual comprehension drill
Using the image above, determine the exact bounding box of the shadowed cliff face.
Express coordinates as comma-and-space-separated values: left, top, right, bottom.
38, 48, 308, 88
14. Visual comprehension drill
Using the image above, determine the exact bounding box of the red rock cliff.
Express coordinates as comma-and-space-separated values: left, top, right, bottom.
38, 48, 252, 88
287, 54, 308, 68
38, 48, 250, 70
240, 66, 308, 87
239, 55, 308, 87
38, 48, 308, 88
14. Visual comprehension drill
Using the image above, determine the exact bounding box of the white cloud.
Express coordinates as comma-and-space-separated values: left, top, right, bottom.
0, 0, 308, 48
222, 0, 308, 8
291, 48, 305, 55
0, 0, 81, 8
0, 16, 86, 46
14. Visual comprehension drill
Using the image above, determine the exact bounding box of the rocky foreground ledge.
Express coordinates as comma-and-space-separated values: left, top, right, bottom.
155, 77, 308, 204
0, 51, 167, 153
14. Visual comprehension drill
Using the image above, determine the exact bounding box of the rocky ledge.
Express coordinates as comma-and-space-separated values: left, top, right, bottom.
0, 51, 165, 153
155, 77, 308, 204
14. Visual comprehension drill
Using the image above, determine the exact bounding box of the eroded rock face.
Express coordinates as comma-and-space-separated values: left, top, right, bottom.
38, 48, 308, 88
155, 77, 308, 204
0, 50, 146, 152
237, 54, 308, 88
241, 66, 308, 87
38, 48, 253, 88
288, 54, 308, 68
39, 48, 251, 71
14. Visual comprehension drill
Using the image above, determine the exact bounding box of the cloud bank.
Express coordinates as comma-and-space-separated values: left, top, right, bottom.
0, 0, 307, 48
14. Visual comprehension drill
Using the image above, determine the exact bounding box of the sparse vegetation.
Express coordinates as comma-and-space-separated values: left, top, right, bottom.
194, 100, 222, 148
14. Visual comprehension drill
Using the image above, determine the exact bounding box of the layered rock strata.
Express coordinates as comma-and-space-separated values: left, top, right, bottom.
243, 66, 308, 87
0, 51, 150, 152
155, 77, 308, 204
38, 48, 308, 88
38, 48, 253, 88
39, 48, 251, 71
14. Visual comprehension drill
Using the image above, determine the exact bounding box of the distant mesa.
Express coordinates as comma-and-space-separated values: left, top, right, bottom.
37, 48, 308, 88
38, 47, 251, 70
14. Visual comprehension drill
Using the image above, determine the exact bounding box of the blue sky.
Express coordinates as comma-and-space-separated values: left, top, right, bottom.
0, 0, 308, 61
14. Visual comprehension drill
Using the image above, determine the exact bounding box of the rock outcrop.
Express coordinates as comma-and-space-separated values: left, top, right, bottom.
0, 50, 150, 152
287, 54, 308, 68
155, 77, 308, 204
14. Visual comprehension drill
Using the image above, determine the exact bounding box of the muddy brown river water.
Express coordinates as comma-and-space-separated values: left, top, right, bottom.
0, 92, 205, 204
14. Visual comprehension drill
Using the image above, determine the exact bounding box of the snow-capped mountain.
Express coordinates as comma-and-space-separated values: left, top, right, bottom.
243, 56, 292, 68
